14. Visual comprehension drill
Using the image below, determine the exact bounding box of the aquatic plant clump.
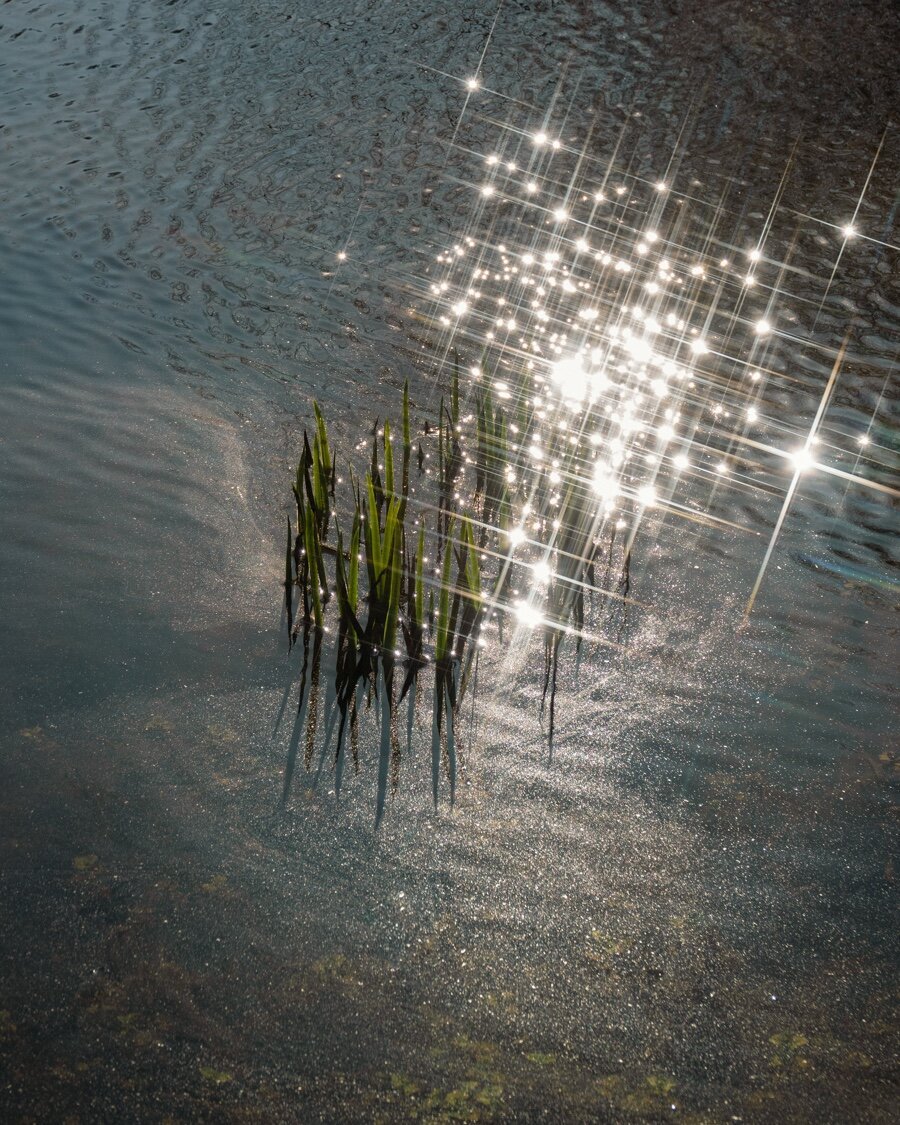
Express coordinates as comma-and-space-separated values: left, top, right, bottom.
283, 362, 636, 825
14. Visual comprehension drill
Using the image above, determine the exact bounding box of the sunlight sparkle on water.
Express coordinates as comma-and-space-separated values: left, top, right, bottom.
514, 599, 545, 629
789, 446, 816, 472
407, 79, 895, 630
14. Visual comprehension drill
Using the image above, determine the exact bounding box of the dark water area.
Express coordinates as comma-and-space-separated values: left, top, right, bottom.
1, 1, 898, 1121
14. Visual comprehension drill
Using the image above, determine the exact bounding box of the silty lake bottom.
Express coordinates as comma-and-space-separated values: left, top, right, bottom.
0, 0, 897, 1121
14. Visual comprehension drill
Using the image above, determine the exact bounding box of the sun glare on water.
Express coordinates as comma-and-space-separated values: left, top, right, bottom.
413, 79, 897, 631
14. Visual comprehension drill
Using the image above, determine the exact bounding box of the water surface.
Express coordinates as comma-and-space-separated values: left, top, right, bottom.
1, 1, 898, 1120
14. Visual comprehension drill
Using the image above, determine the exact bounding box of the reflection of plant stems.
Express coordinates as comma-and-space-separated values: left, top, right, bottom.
282, 372, 640, 822
375, 658, 394, 829
540, 628, 562, 758
284, 517, 294, 646
617, 548, 632, 646
467, 649, 479, 761
282, 620, 311, 805
304, 629, 322, 772
390, 703, 401, 797
549, 635, 560, 760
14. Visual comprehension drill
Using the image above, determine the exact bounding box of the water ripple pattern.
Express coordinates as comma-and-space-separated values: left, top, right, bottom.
0, 1, 898, 1121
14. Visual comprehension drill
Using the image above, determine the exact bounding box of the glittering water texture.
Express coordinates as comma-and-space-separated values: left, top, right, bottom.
1, 1, 898, 1121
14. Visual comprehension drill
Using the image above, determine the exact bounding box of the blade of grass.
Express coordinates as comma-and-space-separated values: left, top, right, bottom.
303, 503, 323, 630
383, 419, 394, 497
435, 518, 455, 662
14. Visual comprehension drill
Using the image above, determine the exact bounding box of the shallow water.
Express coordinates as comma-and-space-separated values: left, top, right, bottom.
1, 1, 898, 1121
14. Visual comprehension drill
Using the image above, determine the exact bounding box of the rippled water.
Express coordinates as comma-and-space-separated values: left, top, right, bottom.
1, 1, 897, 1120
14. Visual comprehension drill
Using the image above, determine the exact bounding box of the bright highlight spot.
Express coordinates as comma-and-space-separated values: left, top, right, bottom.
789, 447, 815, 472
637, 484, 657, 507
592, 469, 618, 502
549, 355, 590, 402
514, 600, 544, 629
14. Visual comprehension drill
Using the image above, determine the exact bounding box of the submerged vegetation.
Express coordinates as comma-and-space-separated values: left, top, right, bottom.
282, 357, 637, 824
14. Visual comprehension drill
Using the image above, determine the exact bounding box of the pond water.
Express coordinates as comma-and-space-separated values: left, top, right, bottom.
1, 1, 897, 1120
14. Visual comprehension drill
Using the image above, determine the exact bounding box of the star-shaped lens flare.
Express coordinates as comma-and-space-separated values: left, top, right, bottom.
407, 83, 898, 636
